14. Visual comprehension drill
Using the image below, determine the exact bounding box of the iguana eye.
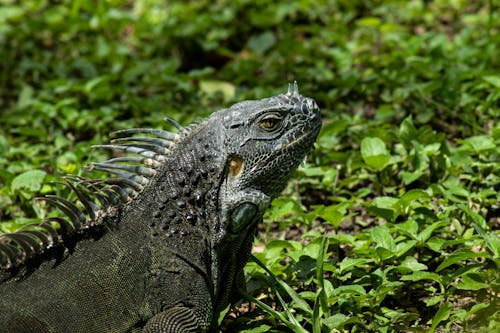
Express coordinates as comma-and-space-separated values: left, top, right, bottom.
258, 114, 282, 132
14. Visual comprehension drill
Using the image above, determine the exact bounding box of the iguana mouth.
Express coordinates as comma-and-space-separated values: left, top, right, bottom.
267, 121, 321, 161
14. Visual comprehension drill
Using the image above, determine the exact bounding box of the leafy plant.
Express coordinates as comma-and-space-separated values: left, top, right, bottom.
1, 0, 498, 332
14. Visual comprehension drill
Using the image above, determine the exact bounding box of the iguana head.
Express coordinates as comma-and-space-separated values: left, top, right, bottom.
219, 82, 321, 200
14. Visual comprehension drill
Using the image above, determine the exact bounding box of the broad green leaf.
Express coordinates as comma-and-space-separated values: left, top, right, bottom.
397, 189, 430, 212
371, 225, 396, 252
436, 249, 490, 272
247, 31, 276, 55
240, 325, 272, 333
401, 271, 443, 288
455, 273, 489, 290
400, 170, 423, 185
199, 80, 235, 102
417, 221, 449, 243
368, 196, 398, 221
483, 75, 500, 88
367, 206, 395, 221
17, 84, 35, 108
395, 219, 418, 238
319, 205, 343, 228
472, 222, 500, 259
399, 256, 427, 272
11, 170, 47, 192
460, 135, 496, 152
395, 240, 417, 257
429, 302, 452, 333
361, 137, 390, 170
357, 16, 381, 27
460, 204, 500, 258
371, 196, 398, 209
423, 295, 444, 307
334, 284, 366, 296
324, 313, 361, 329
399, 116, 417, 148
338, 258, 373, 275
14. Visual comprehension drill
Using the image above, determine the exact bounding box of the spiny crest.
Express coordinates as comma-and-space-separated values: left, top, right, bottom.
0, 119, 192, 271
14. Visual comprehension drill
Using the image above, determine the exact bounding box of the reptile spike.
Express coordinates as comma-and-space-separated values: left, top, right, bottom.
99, 186, 126, 205
2, 233, 40, 261
73, 179, 116, 208
91, 161, 157, 178
92, 144, 167, 161
104, 156, 162, 168
44, 217, 75, 236
165, 117, 184, 132
90, 164, 150, 186
62, 180, 100, 222
0, 243, 17, 269
40, 196, 84, 230
111, 137, 174, 149
1, 84, 321, 332
102, 180, 140, 199
112, 143, 170, 156
104, 173, 148, 190
111, 128, 179, 141
30, 222, 61, 245
18, 230, 52, 248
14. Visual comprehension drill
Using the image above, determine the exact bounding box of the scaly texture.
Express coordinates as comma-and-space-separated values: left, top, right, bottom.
0, 83, 321, 333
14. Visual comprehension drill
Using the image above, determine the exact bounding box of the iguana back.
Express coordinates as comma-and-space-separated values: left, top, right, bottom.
0, 83, 321, 332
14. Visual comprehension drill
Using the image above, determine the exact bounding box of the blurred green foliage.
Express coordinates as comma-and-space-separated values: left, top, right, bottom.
0, 0, 498, 332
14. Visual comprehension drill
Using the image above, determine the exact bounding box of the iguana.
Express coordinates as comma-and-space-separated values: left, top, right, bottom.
0, 82, 321, 333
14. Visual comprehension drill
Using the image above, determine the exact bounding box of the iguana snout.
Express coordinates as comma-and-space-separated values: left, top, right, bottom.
220, 82, 321, 199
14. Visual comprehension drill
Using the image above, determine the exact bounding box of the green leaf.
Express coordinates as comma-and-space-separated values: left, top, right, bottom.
399, 256, 427, 272
401, 271, 443, 286
324, 313, 361, 329
17, 84, 35, 108
250, 255, 312, 315
334, 284, 366, 296
360, 137, 390, 170
429, 302, 452, 333
371, 225, 396, 252
338, 258, 374, 275
240, 325, 272, 333
368, 196, 398, 221
423, 295, 444, 307
11, 170, 47, 192
460, 135, 496, 152
417, 221, 449, 243
247, 31, 276, 55
460, 204, 500, 258
395, 240, 417, 257
319, 205, 343, 228
483, 75, 500, 88
312, 288, 322, 333
396, 189, 430, 212
199, 80, 235, 102
436, 249, 490, 272
399, 116, 417, 148
400, 170, 424, 185
456, 273, 489, 290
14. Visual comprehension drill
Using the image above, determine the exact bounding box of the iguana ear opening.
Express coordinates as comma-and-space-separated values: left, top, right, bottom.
228, 156, 244, 177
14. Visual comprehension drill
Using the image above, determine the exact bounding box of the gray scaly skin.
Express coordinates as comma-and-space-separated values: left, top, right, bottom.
0, 83, 321, 333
